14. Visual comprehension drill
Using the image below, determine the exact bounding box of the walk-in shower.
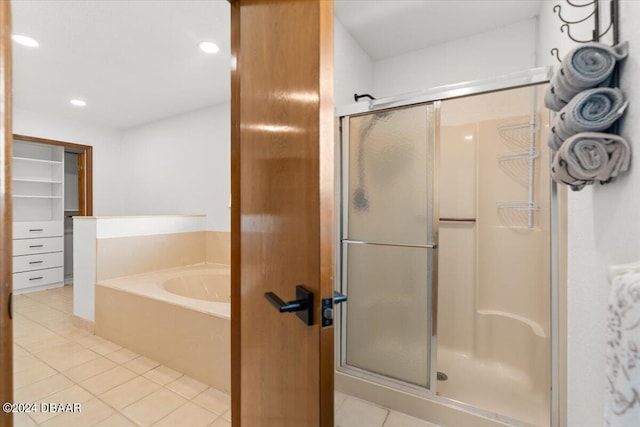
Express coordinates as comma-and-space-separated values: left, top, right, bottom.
336, 69, 558, 427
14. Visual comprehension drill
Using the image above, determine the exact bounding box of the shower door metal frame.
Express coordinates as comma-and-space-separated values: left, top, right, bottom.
336, 67, 560, 427
338, 101, 440, 394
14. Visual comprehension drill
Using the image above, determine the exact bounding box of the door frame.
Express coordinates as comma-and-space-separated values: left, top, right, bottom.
12, 134, 93, 216
0, 1, 12, 425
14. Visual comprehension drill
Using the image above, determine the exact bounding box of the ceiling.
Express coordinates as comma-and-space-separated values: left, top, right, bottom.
12, 0, 231, 129
11, 0, 542, 130
334, 0, 543, 60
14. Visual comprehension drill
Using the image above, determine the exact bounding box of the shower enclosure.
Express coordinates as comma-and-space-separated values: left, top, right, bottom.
336, 69, 557, 427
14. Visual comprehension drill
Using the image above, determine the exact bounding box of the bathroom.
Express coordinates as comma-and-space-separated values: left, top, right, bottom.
2, 1, 639, 427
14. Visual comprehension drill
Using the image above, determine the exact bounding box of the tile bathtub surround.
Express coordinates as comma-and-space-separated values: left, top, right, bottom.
206, 231, 230, 265
13, 286, 438, 427
96, 231, 206, 282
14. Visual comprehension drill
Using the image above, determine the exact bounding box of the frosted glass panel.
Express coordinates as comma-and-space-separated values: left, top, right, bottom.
347, 104, 433, 245
344, 242, 431, 387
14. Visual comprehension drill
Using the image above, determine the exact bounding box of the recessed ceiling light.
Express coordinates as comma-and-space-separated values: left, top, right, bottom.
70, 99, 87, 107
12, 34, 39, 47
464, 135, 473, 140
199, 41, 219, 54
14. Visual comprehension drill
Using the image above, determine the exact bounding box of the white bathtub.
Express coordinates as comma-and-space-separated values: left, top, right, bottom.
95, 263, 230, 391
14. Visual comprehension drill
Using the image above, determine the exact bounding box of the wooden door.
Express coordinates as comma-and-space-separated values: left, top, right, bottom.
230, 1, 334, 426
0, 1, 13, 426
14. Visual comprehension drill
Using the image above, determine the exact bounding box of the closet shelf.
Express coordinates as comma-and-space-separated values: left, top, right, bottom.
13, 195, 63, 199
13, 178, 63, 184
12, 156, 63, 165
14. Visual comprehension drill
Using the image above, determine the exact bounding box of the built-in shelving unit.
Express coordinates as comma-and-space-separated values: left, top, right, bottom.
12, 140, 65, 294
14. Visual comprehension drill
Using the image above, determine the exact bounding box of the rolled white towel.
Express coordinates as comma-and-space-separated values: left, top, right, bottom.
545, 41, 628, 112
549, 87, 628, 151
551, 132, 631, 191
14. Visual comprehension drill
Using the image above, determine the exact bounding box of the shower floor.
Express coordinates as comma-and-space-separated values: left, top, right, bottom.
436, 347, 548, 426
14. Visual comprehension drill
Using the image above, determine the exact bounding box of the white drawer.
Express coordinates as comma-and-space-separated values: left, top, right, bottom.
13, 252, 64, 273
14, 267, 63, 291
13, 237, 63, 256
14, 221, 63, 239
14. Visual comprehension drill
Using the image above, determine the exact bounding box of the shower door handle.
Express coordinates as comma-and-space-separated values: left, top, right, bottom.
264, 285, 314, 326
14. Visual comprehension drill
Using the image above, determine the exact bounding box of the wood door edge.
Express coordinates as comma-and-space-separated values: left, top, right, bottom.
229, 0, 241, 425
0, 1, 13, 425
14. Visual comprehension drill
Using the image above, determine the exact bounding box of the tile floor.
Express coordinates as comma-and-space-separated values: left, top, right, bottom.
11, 286, 436, 427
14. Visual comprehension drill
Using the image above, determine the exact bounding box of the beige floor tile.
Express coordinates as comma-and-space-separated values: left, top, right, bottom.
39, 398, 115, 427
91, 340, 123, 356
34, 341, 101, 372
335, 397, 388, 427
50, 325, 92, 341
143, 364, 183, 385
29, 385, 93, 424
14, 353, 47, 374
20, 334, 72, 355
13, 360, 58, 389
152, 401, 218, 427
106, 348, 139, 364
63, 356, 118, 383
192, 387, 231, 415
383, 412, 439, 427
13, 344, 30, 359
100, 376, 161, 410
76, 334, 111, 349
122, 388, 187, 426
124, 356, 160, 375
209, 418, 231, 427
14, 412, 37, 427
222, 409, 231, 421
166, 375, 208, 399
80, 366, 137, 395
94, 413, 138, 427
14, 328, 60, 347
14, 374, 74, 403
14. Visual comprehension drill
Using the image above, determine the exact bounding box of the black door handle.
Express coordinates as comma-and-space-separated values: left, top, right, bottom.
264, 285, 314, 326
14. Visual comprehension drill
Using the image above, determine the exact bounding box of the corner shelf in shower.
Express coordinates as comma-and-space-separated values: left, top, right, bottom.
496, 116, 539, 229
497, 121, 538, 151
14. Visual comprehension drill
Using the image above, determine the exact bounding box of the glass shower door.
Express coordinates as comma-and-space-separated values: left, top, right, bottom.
340, 103, 437, 389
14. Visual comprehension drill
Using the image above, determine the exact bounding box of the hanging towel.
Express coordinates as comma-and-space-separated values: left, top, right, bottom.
549, 87, 628, 151
545, 41, 629, 111
551, 132, 631, 191
605, 267, 640, 426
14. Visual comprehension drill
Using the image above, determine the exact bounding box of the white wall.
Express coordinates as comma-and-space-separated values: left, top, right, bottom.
13, 108, 124, 215
119, 103, 230, 232
373, 18, 538, 98
334, 17, 374, 108
537, 2, 640, 425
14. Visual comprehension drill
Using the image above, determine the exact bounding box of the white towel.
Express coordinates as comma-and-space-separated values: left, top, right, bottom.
605, 267, 640, 426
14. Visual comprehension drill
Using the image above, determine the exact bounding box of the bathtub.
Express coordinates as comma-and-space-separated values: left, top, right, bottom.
95, 263, 230, 391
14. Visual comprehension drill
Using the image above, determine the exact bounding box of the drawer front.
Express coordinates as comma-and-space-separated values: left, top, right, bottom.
13, 237, 64, 256
14, 221, 63, 239
13, 252, 64, 273
14, 267, 64, 291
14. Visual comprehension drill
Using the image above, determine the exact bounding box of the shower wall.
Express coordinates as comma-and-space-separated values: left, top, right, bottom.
438, 86, 551, 423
